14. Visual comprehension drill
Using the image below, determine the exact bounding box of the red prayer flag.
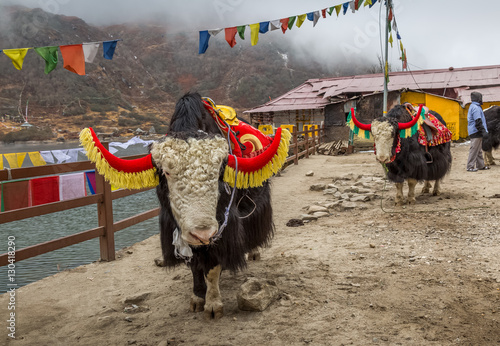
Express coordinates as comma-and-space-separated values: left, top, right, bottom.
355, 0, 360, 10
1, 180, 31, 211
224, 27, 238, 48
30, 176, 60, 206
321, 9, 327, 18
60, 44, 85, 75
279, 18, 289, 34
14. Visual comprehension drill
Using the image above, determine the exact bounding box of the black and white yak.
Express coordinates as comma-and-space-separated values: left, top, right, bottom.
482, 105, 500, 166
79, 92, 290, 319
349, 104, 452, 205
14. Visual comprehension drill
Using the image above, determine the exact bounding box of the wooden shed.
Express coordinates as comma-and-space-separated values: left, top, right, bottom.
244, 64, 500, 142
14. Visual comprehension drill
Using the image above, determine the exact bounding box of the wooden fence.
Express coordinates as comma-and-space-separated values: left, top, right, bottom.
0, 125, 325, 266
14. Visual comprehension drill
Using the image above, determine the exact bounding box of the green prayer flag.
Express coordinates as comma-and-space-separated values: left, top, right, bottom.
237, 25, 246, 40
34, 46, 58, 74
288, 16, 296, 30
327, 6, 335, 15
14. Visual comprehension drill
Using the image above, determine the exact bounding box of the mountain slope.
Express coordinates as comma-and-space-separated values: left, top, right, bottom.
0, 6, 375, 139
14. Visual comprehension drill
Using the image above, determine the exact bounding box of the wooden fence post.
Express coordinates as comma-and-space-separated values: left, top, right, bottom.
293, 126, 298, 165
95, 142, 115, 261
311, 126, 316, 155
304, 128, 309, 159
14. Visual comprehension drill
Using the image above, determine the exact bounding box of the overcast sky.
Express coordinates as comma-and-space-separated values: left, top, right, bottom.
4, 0, 498, 71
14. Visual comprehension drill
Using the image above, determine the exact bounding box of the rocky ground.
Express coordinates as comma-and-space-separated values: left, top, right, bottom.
1, 142, 500, 345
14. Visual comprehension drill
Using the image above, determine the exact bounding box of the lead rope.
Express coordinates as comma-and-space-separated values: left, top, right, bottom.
210, 117, 239, 242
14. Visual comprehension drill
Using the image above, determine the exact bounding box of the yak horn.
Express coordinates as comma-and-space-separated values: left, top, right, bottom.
398, 104, 423, 130
80, 127, 158, 190
350, 108, 372, 131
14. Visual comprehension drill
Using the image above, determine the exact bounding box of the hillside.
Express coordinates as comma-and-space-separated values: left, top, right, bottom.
0, 5, 377, 141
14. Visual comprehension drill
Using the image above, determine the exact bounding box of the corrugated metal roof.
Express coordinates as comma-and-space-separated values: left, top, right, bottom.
245, 65, 500, 113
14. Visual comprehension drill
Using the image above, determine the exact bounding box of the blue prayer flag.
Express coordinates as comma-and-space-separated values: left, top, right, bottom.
343, 3, 349, 14
199, 31, 210, 54
307, 12, 314, 21
103, 40, 118, 60
259, 22, 269, 34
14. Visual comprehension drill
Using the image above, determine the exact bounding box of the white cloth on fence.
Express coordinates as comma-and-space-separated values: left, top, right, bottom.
59, 172, 86, 200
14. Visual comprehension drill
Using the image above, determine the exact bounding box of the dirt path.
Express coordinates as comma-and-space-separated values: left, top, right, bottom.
2, 143, 500, 346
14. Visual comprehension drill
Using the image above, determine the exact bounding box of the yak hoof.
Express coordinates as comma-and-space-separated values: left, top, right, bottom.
408, 198, 416, 205
204, 300, 224, 320
394, 199, 404, 207
432, 190, 441, 196
190, 295, 205, 313
421, 187, 430, 194
247, 250, 261, 261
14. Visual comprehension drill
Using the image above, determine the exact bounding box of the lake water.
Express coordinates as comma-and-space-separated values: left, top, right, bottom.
0, 141, 161, 292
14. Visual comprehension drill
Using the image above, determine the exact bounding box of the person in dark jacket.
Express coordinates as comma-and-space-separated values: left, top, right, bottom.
466, 91, 490, 171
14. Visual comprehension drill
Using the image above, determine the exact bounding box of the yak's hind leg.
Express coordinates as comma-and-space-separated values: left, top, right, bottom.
395, 182, 404, 206
484, 150, 495, 166
247, 248, 261, 261
407, 178, 418, 205
421, 180, 432, 194
432, 180, 441, 196
204, 265, 223, 320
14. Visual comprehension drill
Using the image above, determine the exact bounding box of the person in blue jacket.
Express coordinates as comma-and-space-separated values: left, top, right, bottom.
466, 91, 490, 171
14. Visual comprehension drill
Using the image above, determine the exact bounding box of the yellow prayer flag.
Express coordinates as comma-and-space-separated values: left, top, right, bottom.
400, 41, 404, 52
389, 33, 393, 47
17, 153, 27, 168
4, 153, 18, 168
296, 14, 307, 28
0, 154, 3, 170
3, 48, 30, 70
364, 0, 372, 6
28, 152, 47, 166
335, 5, 342, 16
249, 23, 260, 46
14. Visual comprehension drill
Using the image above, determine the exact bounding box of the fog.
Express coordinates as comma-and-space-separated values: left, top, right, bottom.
4, 0, 500, 71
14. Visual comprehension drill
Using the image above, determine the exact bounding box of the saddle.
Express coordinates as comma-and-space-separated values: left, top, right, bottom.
404, 103, 452, 163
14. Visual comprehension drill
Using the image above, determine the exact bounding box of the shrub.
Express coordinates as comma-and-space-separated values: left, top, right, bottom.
0, 127, 55, 143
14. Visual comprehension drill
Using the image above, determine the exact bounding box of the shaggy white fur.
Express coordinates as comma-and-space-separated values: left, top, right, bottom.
150, 136, 229, 245
371, 120, 395, 163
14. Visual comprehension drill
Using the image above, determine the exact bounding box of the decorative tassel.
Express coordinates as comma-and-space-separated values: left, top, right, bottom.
80, 128, 159, 190
399, 108, 425, 138
347, 109, 371, 139
224, 128, 291, 188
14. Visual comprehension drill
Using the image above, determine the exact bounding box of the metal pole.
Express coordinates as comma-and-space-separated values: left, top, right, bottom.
383, 0, 390, 115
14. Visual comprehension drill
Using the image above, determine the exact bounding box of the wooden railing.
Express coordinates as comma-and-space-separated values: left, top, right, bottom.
285, 124, 326, 165
0, 125, 325, 266
0, 151, 159, 267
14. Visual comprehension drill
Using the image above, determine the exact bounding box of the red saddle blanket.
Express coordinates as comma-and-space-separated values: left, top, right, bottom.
417, 113, 452, 146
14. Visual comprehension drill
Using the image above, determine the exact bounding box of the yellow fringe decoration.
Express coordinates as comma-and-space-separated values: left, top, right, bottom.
79, 128, 159, 190
223, 129, 291, 189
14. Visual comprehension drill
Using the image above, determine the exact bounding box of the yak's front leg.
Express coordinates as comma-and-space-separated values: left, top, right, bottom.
204, 265, 223, 319
190, 265, 206, 313
395, 182, 404, 206
407, 178, 418, 205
